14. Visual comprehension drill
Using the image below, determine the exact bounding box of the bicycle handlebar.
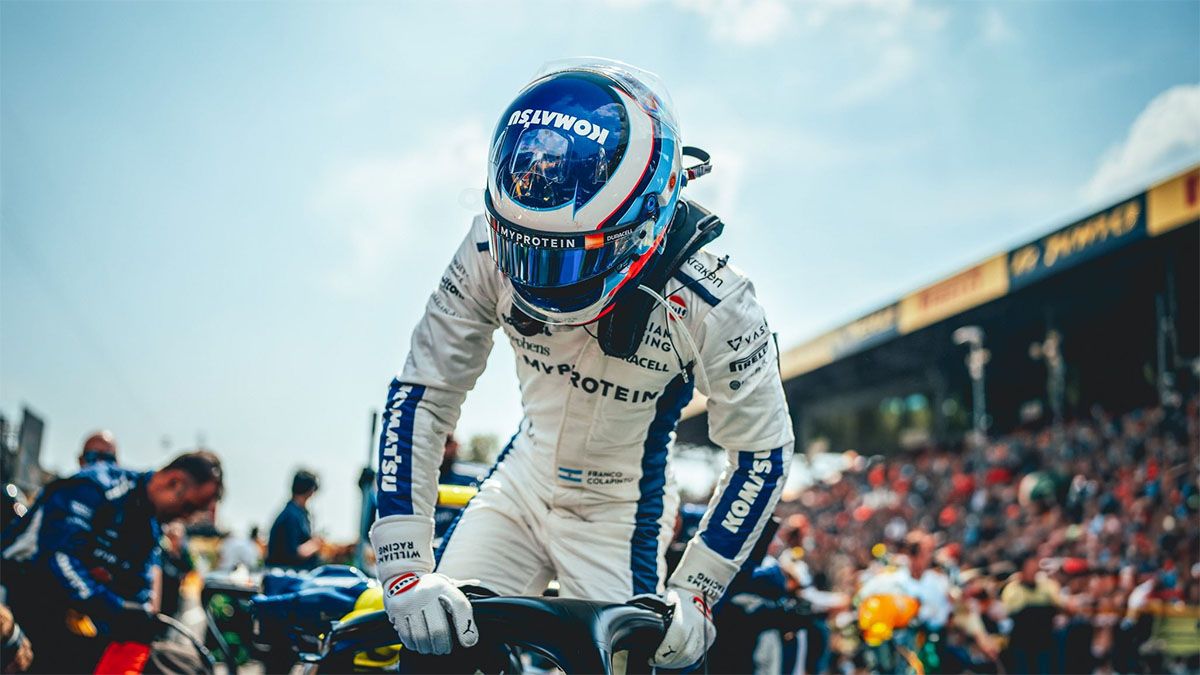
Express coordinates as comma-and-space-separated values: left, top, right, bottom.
305, 591, 670, 674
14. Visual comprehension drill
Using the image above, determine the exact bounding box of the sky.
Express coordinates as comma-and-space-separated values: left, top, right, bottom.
2, 0, 1198, 540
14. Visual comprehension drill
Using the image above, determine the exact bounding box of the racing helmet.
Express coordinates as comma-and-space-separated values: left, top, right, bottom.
484, 58, 684, 325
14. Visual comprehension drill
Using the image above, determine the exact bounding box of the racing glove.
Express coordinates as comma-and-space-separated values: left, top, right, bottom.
369, 515, 478, 655
652, 587, 716, 669
654, 535, 740, 668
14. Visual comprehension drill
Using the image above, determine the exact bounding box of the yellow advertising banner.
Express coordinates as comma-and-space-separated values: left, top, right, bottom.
1147, 166, 1200, 236
1007, 197, 1144, 289
898, 254, 1010, 334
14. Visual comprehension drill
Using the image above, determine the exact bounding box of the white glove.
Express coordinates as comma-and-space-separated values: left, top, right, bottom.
381, 571, 478, 655
652, 587, 716, 669
370, 515, 478, 655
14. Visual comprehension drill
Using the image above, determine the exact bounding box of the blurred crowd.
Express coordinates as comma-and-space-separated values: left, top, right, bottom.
758, 397, 1200, 674
3, 398, 1196, 673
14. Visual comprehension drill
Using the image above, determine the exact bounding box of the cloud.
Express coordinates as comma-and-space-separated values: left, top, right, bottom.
829, 44, 916, 108
796, 0, 946, 36
981, 7, 1013, 44
313, 121, 489, 292
665, 0, 949, 46
798, 1, 946, 109
1082, 85, 1200, 203
673, 0, 793, 45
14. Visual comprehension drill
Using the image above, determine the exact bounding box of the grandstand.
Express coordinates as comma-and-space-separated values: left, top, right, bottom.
679, 165, 1200, 454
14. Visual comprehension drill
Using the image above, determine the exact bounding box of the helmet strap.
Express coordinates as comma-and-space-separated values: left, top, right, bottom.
681, 146, 713, 185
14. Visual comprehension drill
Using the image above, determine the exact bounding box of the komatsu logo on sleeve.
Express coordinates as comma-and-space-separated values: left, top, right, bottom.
379, 411, 405, 493
507, 109, 612, 144
721, 454, 776, 534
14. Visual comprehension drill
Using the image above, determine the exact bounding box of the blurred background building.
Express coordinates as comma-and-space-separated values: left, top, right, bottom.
681, 165, 1199, 457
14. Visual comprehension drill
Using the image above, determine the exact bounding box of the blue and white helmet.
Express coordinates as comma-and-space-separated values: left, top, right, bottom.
484, 58, 684, 325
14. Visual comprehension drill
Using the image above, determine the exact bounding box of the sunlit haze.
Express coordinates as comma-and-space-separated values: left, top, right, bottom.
3, 0, 1197, 539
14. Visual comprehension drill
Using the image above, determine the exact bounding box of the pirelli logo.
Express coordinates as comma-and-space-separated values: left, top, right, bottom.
730, 341, 769, 373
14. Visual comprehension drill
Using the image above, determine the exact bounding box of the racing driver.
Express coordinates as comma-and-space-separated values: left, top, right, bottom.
369, 58, 793, 669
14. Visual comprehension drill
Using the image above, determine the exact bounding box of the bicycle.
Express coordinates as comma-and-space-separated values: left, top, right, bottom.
299, 586, 670, 674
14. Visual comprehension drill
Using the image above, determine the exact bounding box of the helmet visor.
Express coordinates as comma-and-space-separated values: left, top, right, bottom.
484, 197, 643, 288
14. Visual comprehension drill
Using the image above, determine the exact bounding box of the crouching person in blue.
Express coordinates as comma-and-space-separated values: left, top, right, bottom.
0, 451, 223, 673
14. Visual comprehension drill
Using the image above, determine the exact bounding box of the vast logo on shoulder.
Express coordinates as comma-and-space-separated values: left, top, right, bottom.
729, 341, 769, 373
387, 572, 420, 597
507, 109, 612, 144
726, 322, 768, 351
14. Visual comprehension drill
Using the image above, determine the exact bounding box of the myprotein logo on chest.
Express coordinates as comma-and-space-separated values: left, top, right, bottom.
519, 354, 664, 404
507, 109, 612, 144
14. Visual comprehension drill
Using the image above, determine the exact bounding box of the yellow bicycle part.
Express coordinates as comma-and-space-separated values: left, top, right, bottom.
334, 586, 403, 669
438, 484, 478, 508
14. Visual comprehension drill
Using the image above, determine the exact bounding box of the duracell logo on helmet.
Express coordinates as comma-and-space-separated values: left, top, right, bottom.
507, 109, 612, 144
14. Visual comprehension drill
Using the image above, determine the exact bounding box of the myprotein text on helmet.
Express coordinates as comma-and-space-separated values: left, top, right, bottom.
495, 223, 579, 249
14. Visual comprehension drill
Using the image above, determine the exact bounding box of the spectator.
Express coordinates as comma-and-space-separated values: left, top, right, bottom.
1, 451, 223, 673
78, 430, 118, 469
218, 525, 261, 572
766, 396, 1199, 674
157, 521, 194, 619
439, 433, 479, 487
1000, 552, 1061, 673
266, 470, 323, 569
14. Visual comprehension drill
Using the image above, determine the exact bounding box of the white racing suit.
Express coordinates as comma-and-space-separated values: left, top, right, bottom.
375, 214, 794, 607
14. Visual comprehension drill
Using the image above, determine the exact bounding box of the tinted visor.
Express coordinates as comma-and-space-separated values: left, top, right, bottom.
484, 196, 643, 288
512, 275, 606, 313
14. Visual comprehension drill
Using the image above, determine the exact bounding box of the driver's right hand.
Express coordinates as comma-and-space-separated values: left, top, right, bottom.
381, 571, 478, 655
